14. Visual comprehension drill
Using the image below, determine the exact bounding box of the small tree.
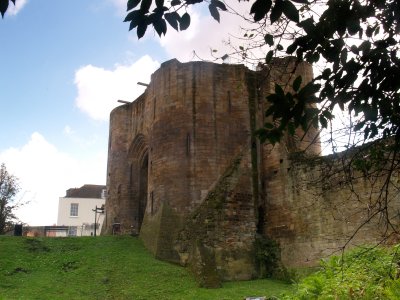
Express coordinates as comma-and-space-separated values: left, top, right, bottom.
0, 163, 20, 234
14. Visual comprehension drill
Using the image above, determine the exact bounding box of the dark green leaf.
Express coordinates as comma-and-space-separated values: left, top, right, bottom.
155, 0, 164, 7
291, 0, 308, 3
277, 44, 283, 51
154, 18, 167, 36
322, 110, 333, 120
354, 122, 365, 131
275, 84, 285, 97
266, 129, 283, 145
264, 34, 274, 46
299, 17, 314, 34
137, 23, 148, 38
286, 42, 297, 54
386, 37, 397, 46
293, 76, 302, 92
296, 48, 304, 60
270, 0, 284, 24
340, 48, 347, 64
165, 12, 179, 31
366, 25, 374, 37
129, 19, 138, 31
250, 0, 272, 22
140, 0, 152, 12
211, 0, 227, 11
209, 4, 220, 22
282, 0, 299, 23
298, 82, 321, 99
124, 10, 138, 22
127, 11, 144, 30
171, 0, 181, 5
319, 115, 328, 128
310, 52, 320, 63
0, 0, 9, 18
370, 123, 378, 138
265, 50, 274, 63
350, 45, 358, 54
359, 41, 371, 55
347, 18, 361, 35
127, 0, 141, 11
321, 68, 331, 80
264, 123, 274, 129
179, 13, 191, 30
255, 128, 268, 143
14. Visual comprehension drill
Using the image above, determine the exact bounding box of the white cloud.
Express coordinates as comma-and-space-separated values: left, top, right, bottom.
107, 0, 126, 14
0, 132, 107, 226
159, 2, 253, 62
6, 0, 28, 16
74, 55, 159, 121
63, 125, 102, 149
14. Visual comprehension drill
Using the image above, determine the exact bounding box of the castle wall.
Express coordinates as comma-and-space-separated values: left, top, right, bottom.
103, 58, 400, 283
265, 150, 400, 268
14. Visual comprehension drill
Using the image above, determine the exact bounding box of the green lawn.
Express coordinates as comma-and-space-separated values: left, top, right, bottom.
0, 236, 291, 300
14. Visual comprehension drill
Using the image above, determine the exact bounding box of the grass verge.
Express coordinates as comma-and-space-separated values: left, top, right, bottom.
0, 235, 291, 300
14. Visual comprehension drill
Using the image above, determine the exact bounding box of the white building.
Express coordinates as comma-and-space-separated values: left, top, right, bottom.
57, 184, 106, 236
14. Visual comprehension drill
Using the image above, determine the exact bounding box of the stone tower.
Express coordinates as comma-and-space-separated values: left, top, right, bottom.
103, 58, 320, 285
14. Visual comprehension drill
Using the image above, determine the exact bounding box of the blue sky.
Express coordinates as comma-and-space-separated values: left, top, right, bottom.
0, 0, 249, 225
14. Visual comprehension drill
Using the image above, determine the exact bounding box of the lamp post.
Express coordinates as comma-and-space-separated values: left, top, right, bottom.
92, 205, 105, 237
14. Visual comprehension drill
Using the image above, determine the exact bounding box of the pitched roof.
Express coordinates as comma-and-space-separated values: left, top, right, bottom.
65, 184, 106, 199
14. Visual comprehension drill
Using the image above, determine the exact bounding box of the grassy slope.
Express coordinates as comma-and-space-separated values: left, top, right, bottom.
0, 236, 291, 300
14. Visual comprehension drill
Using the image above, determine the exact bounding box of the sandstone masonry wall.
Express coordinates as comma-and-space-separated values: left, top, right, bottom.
265, 150, 400, 268
104, 60, 264, 283
104, 58, 399, 283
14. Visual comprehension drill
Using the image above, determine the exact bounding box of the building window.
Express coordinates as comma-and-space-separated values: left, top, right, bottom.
68, 226, 77, 236
70, 203, 79, 217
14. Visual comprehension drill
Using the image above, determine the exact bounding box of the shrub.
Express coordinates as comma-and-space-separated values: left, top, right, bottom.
283, 245, 400, 299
